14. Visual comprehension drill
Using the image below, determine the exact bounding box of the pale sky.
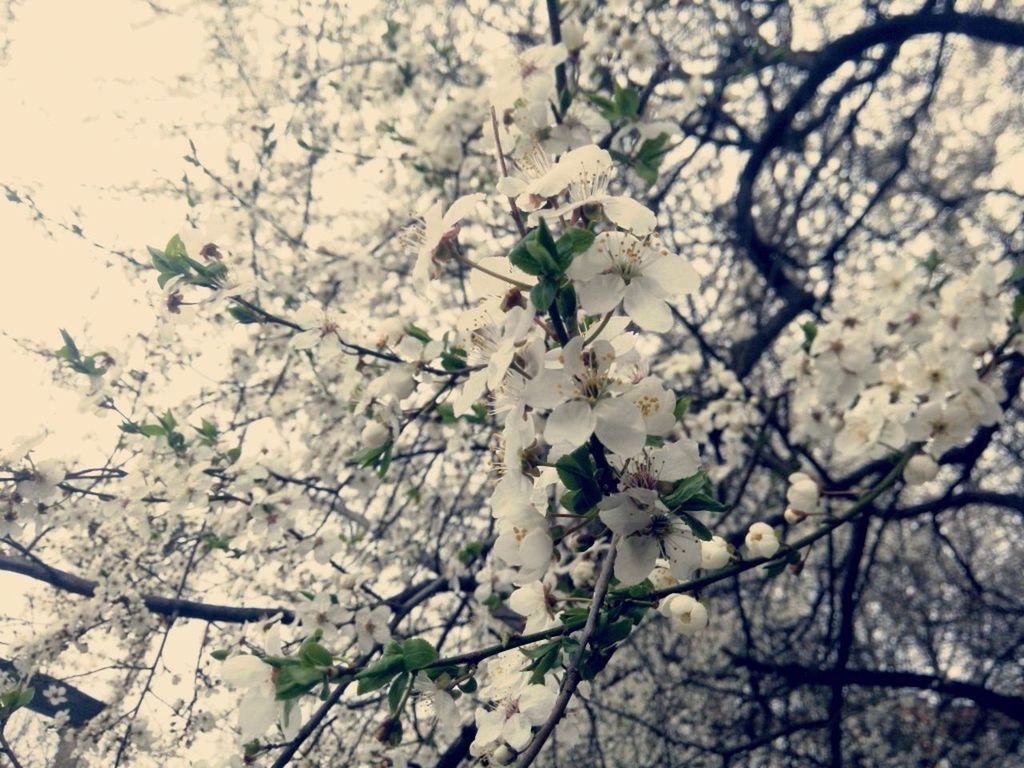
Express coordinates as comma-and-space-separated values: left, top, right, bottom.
1, 0, 210, 459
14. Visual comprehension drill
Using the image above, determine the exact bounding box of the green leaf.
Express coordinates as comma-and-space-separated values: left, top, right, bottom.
555, 284, 578, 328
274, 664, 323, 700
387, 671, 410, 714
441, 346, 467, 371
509, 240, 543, 276
354, 442, 389, 469
661, 472, 707, 508
555, 228, 594, 269
675, 492, 728, 515
525, 239, 561, 276
210, 649, 230, 661
559, 606, 589, 625
595, 618, 632, 647
556, 446, 603, 514
677, 510, 713, 541
138, 424, 166, 438
559, 87, 573, 115
405, 324, 432, 343
58, 329, 81, 361
0, 686, 34, 712
522, 641, 562, 684
801, 322, 818, 353
400, 638, 438, 671
673, 395, 691, 421
356, 654, 405, 694
584, 92, 618, 123
164, 234, 187, 260
530, 278, 558, 312
299, 639, 334, 669
228, 305, 262, 324
613, 82, 639, 119
535, 217, 558, 259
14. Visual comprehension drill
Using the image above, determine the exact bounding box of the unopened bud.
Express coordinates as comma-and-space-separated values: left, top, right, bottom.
784, 506, 807, 525
360, 421, 390, 450
903, 454, 939, 485
374, 716, 403, 746
491, 745, 515, 765
501, 287, 528, 312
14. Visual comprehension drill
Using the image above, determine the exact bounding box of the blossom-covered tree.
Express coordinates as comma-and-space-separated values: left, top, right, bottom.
2, 1, 1024, 767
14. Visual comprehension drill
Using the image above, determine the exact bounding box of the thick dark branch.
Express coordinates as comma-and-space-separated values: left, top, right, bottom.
0, 553, 294, 624
736, 659, 1024, 725
0, 658, 106, 726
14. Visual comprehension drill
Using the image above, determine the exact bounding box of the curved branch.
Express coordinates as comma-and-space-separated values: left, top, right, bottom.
0, 553, 295, 624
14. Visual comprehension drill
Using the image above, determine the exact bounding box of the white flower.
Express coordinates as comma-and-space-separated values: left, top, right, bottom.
220, 628, 299, 742
360, 421, 391, 450
302, 532, 342, 565
508, 581, 558, 635
43, 684, 68, 707
904, 400, 973, 456
354, 605, 392, 653
15, 459, 64, 503
598, 442, 704, 585
599, 486, 700, 586
453, 305, 535, 417
903, 453, 939, 485
527, 145, 657, 234
525, 337, 646, 457
567, 232, 699, 332
745, 522, 780, 558
473, 683, 557, 752
290, 303, 346, 355
786, 472, 819, 515
294, 593, 351, 643
414, 674, 460, 735
625, 376, 678, 435
410, 193, 486, 286
700, 536, 730, 570
659, 594, 708, 635
491, 474, 553, 580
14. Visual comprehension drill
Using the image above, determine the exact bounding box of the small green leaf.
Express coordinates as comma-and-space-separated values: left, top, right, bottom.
405, 324, 431, 343
400, 638, 438, 671
299, 639, 333, 669
274, 665, 324, 700
595, 618, 632, 647
677, 510, 713, 541
229, 305, 263, 324
356, 654, 405, 694
210, 649, 230, 661
673, 395, 691, 421
530, 279, 558, 312
387, 671, 410, 714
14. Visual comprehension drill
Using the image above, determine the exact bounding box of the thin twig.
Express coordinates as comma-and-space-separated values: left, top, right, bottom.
490, 106, 528, 238
515, 537, 619, 768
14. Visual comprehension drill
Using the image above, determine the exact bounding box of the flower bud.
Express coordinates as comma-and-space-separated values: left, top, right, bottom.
745, 522, 780, 558
569, 558, 595, 587
784, 506, 807, 525
360, 421, 390, 450
373, 716, 402, 746
659, 594, 708, 635
648, 566, 678, 591
338, 573, 357, 590
561, 18, 585, 51
388, 371, 417, 400
786, 472, 819, 514
903, 454, 939, 485
700, 536, 730, 570
491, 745, 516, 765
